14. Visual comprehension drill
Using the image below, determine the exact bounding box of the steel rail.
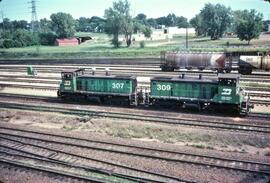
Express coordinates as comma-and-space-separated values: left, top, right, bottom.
0, 101, 269, 133
0, 135, 187, 183
0, 148, 163, 183
1, 131, 270, 176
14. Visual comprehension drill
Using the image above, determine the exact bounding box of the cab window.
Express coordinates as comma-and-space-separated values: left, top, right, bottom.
62, 73, 72, 79
219, 79, 236, 87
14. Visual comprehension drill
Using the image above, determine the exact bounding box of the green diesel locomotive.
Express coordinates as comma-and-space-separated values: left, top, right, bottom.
58, 68, 137, 105
58, 69, 253, 115
150, 74, 252, 115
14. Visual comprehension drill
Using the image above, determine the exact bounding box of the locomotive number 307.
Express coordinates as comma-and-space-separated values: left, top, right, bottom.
112, 83, 124, 89
157, 84, 171, 91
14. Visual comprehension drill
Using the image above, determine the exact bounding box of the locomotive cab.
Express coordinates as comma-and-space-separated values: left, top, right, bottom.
58, 72, 76, 97
217, 74, 239, 101
213, 74, 252, 115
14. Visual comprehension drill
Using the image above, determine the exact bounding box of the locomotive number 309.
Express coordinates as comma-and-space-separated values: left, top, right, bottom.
157, 84, 171, 91
112, 83, 124, 89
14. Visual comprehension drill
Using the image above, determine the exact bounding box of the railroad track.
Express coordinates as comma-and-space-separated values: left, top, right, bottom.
1, 92, 270, 122
1, 81, 270, 103
0, 130, 191, 183
1, 74, 270, 84
1, 126, 270, 177
1, 68, 270, 86
0, 157, 113, 183
0, 98, 269, 134
1, 66, 270, 76
0, 58, 160, 65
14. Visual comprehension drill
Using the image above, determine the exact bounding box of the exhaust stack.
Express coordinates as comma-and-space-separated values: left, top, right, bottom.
105, 68, 110, 76
92, 67, 96, 75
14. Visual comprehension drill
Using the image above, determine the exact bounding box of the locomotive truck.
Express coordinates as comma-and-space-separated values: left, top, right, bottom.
160, 51, 270, 75
58, 68, 253, 115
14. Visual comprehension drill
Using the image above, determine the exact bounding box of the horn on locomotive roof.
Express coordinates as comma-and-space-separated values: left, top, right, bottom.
105, 67, 110, 76
92, 67, 96, 75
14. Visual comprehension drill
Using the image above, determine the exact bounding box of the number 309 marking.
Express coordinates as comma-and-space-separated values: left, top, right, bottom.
157, 84, 171, 91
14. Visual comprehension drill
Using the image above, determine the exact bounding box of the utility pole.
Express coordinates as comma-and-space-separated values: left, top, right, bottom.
29, 0, 39, 32
0, 10, 4, 30
186, 24, 189, 49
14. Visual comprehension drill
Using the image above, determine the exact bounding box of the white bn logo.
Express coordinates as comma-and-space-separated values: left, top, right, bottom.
221, 88, 232, 95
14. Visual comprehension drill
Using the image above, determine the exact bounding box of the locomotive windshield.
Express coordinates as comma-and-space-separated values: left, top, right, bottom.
61, 72, 73, 79
218, 78, 236, 86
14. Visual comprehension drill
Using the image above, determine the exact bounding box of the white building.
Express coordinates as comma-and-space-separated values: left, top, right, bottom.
121, 26, 196, 42
164, 27, 196, 35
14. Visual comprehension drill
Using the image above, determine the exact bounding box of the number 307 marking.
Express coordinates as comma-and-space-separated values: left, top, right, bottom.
112, 83, 124, 89
221, 88, 232, 95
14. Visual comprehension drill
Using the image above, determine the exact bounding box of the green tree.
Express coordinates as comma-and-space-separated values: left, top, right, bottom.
176, 16, 188, 28
234, 9, 263, 44
147, 18, 158, 28
39, 18, 52, 32
89, 16, 106, 32
200, 3, 231, 40
104, 0, 133, 47
135, 13, 148, 26
76, 17, 91, 32
50, 12, 75, 38
263, 20, 270, 31
143, 26, 152, 38
0, 29, 38, 48
190, 14, 206, 36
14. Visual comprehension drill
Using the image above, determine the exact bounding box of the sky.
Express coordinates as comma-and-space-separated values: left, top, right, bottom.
0, 0, 269, 22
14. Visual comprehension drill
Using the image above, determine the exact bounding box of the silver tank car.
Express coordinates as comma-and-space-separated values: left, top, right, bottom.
239, 55, 270, 74
160, 52, 226, 71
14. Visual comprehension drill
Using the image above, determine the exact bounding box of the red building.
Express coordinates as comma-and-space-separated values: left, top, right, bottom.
55, 38, 79, 46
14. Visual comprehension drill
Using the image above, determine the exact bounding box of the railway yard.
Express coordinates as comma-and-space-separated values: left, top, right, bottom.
0, 58, 270, 183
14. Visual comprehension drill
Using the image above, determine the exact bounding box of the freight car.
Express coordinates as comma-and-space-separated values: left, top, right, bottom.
160, 51, 270, 75
58, 69, 253, 115
238, 55, 270, 75
160, 51, 227, 72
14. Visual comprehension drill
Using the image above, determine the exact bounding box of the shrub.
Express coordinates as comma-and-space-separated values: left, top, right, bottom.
0, 39, 4, 48
0, 29, 40, 48
39, 32, 57, 45
139, 41, 145, 48
3, 39, 14, 48
111, 37, 122, 48
13, 40, 23, 47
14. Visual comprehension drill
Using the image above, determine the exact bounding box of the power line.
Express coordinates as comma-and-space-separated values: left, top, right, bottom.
28, 0, 39, 32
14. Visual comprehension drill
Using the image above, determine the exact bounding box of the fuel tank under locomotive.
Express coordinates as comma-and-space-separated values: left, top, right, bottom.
239, 55, 270, 74
160, 52, 226, 71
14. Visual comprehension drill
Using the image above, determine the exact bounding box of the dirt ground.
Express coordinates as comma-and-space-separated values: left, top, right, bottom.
1, 109, 270, 157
